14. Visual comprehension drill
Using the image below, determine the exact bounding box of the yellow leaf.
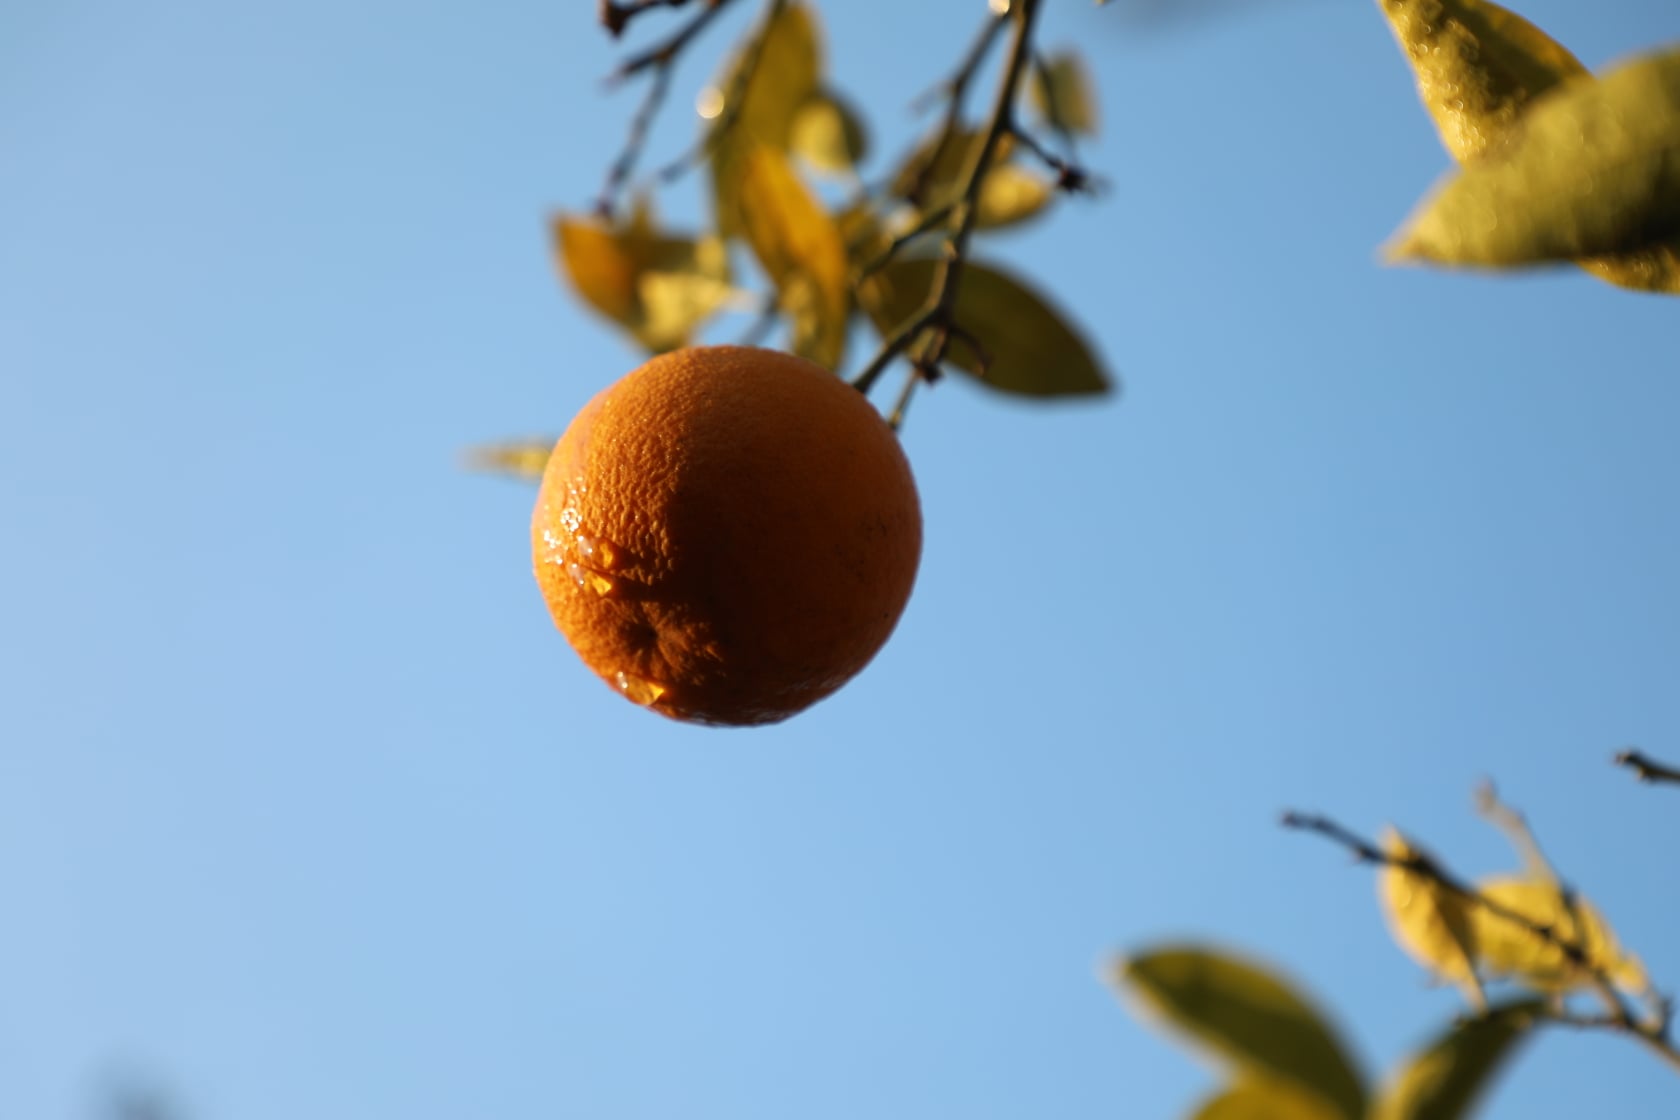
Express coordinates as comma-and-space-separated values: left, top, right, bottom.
1113, 946, 1367, 1120
462, 438, 555, 481
789, 88, 869, 176
553, 199, 732, 352
888, 130, 1054, 230
1471, 876, 1649, 996
1374, 0, 1587, 164
975, 164, 1055, 229
736, 145, 850, 370
1377, 829, 1483, 1008
1376, 3, 1680, 291
1029, 51, 1099, 136
707, 1, 823, 238
860, 257, 1111, 398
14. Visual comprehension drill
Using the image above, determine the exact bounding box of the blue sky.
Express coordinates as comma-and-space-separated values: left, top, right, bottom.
4, 1, 1678, 1117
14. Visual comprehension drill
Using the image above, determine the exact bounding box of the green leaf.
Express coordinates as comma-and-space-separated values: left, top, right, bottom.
736, 145, 850, 370
553, 199, 733, 353
1386, 45, 1680, 271
1189, 1081, 1342, 1120
1113, 946, 1366, 1120
1029, 52, 1099, 136
888, 129, 1055, 230
860, 257, 1111, 398
1371, 1000, 1541, 1120
707, 0, 823, 238
462, 438, 555, 481
789, 87, 868, 176
1376, 0, 1680, 292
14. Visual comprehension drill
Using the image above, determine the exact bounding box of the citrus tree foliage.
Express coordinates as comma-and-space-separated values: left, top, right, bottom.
472, 0, 1680, 1114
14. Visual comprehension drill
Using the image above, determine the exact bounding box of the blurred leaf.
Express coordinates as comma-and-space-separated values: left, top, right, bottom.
888, 129, 1055, 230
553, 198, 733, 352
1113, 945, 1367, 1120
789, 88, 869, 176
1189, 1080, 1343, 1120
1371, 1000, 1541, 1120
861, 257, 1111, 398
708, 0, 822, 238
1377, 828, 1483, 1007
1029, 51, 1099, 136
1471, 876, 1649, 995
463, 438, 555, 481
1376, 0, 1680, 292
737, 145, 850, 369
1375, 0, 1587, 164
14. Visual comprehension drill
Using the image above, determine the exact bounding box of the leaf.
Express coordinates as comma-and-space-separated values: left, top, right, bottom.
1189, 1080, 1344, 1120
553, 199, 733, 353
736, 145, 850, 370
1029, 51, 1099, 136
1386, 46, 1680, 272
1471, 876, 1649, 995
1113, 945, 1367, 1120
462, 438, 555, 481
1371, 1000, 1541, 1120
888, 129, 1055, 230
860, 256, 1111, 398
707, 0, 823, 238
1376, 0, 1680, 292
789, 88, 869, 176
1375, 0, 1587, 164
1377, 828, 1483, 1008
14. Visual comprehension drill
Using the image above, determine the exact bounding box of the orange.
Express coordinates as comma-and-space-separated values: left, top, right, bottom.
532, 345, 922, 726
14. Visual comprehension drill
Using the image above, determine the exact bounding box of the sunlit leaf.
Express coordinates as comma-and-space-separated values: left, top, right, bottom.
462, 438, 554, 481
736, 145, 850, 370
1471, 876, 1649, 995
861, 256, 1111, 398
1377, 12, 1680, 291
1113, 945, 1367, 1120
1375, 0, 1587, 164
789, 87, 869, 176
888, 129, 1055, 230
553, 198, 733, 353
1029, 51, 1099, 136
1371, 1000, 1541, 1120
708, 0, 823, 238
1189, 1080, 1343, 1120
1377, 828, 1483, 1008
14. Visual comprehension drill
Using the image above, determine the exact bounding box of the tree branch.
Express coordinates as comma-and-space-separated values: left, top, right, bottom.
593, 0, 737, 217
851, 0, 1044, 398
1281, 809, 1680, 1075
1615, 749, 1680, 786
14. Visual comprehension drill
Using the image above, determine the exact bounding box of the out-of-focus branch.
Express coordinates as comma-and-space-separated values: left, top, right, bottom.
654, 0, 788, 184
1615, 749, 1680, 786
599, 0, 700, 39
594, 0, 738, 217
851, 0, 1044, 402
1281, 809, 1680, 1075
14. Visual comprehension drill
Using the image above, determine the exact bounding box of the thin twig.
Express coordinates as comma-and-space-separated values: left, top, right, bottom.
1007, 123, 1096, 194
594, 0, 737, 217
654, 0, 788, 185
852, 0, 1044, 397
599, 0, 698, 39
900, 5, 1010, 206
1615, 749, 1680, 786
1282, 810, 1680, 1075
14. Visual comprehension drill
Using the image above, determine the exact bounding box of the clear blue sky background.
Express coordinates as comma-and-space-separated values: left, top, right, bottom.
4, 1, 1678, 1117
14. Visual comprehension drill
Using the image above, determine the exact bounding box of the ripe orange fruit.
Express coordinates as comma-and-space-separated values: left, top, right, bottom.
532, 345, 922, 725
